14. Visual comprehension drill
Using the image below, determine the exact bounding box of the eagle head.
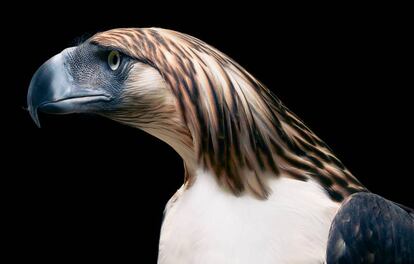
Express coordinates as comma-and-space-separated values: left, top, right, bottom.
28, 28, 365, 200
28, 29, 192, 169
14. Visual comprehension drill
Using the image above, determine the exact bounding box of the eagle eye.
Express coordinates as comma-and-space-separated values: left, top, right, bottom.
107, 50, 120, 71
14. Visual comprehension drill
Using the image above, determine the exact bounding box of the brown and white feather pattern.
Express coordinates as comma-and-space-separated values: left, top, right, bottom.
91, 28, 366, 201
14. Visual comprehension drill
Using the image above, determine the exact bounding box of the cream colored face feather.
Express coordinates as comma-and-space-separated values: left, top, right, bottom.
90, 28, 366, 200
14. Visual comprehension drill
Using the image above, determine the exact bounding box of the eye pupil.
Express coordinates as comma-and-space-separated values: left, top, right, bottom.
111, 54, 118, 65
108, 51, 120, 71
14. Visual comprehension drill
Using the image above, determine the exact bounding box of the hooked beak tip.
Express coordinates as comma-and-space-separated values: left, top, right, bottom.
28, 105, 41, 128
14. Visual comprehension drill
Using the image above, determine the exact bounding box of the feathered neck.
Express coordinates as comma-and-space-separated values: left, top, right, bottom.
91, 28, 366, 201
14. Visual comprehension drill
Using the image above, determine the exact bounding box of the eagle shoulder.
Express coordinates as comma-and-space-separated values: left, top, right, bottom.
326, 192, 414, 263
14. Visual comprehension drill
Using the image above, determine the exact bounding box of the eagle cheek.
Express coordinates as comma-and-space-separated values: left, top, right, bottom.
106, 62, 195, 167
108, 62, 178, 127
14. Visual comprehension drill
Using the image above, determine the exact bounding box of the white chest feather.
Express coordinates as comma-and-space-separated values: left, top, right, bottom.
158, 170, 340, 264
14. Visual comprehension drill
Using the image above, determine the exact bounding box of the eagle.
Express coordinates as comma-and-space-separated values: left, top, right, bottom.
27, 28, 413, 263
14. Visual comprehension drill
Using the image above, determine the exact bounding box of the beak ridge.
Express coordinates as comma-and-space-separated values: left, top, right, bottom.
27, 52, 69, 128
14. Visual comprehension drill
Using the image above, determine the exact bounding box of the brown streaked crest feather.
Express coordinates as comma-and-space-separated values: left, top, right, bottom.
90, 28, 366, 200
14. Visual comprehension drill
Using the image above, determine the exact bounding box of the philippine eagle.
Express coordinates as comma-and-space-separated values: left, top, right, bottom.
27, 28, 413, 263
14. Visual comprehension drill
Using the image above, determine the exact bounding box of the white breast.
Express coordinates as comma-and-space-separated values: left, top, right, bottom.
158, 169, 340, 264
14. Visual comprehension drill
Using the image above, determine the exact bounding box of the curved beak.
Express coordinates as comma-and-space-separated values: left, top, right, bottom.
27, 48, 111, 127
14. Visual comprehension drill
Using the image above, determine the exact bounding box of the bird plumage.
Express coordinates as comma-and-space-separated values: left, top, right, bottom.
91, 28, 366, 201
327, 192, 414, 263
27, 27, 413, 263
159, 169, 340, 263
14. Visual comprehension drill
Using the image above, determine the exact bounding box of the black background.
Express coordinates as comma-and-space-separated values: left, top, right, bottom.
4, 3, 412, 262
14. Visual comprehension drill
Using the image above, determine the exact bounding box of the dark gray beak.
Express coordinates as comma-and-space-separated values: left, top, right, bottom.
27, 48, 111, 127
